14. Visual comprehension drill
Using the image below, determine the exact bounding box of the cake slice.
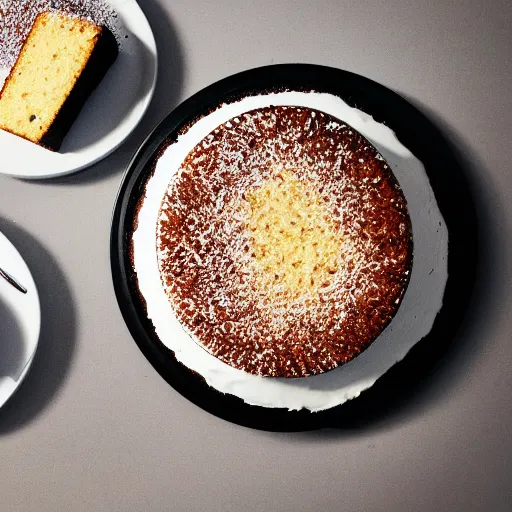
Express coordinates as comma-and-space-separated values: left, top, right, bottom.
0, 11, 118, 151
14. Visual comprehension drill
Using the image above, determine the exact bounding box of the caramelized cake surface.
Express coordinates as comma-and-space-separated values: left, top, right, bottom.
157, 106, 413, 377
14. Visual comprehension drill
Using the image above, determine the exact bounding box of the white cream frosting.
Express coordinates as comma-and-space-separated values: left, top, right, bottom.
132, 91, 448, 412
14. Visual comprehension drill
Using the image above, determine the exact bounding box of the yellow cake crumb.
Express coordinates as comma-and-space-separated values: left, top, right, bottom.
0, 12, 102, 144
245, 171, 342, 299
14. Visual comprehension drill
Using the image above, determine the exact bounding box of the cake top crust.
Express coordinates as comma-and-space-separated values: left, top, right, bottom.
156, 105, 413, 378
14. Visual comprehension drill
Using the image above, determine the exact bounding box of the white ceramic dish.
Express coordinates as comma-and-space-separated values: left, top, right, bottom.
0, 0, 157, 179
0, 231, 41, 409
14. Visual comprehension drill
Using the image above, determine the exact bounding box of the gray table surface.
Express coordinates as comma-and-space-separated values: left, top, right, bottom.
1, 0, 511, 510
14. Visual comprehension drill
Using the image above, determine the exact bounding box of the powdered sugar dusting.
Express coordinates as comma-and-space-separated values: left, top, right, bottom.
156, 106, 413, 377
0, 0, 122, 68
132, 90, 448, 411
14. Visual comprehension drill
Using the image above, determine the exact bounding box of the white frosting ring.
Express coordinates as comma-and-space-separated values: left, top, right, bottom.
133, 91, 448, 412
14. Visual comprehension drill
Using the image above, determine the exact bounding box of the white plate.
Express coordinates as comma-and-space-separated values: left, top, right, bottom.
0, 0, 157, 179
0, 231, 41, 409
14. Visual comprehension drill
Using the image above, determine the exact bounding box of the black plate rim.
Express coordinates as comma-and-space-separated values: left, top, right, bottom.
110, 64, 477, 432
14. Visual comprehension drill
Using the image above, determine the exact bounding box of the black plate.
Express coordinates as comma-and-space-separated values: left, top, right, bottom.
111, 64, 477, 432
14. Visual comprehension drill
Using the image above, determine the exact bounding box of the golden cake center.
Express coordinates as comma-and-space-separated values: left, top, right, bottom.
244, 171, 342, 299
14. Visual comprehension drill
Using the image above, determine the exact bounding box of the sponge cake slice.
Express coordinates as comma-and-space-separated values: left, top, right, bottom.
0, 11, 118, 151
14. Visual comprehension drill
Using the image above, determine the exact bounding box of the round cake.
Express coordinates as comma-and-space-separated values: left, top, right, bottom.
156, 105, 413, 378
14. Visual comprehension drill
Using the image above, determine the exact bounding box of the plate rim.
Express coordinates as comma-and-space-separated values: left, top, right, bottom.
110, 64, 478, 431
0, 0, 158, 179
